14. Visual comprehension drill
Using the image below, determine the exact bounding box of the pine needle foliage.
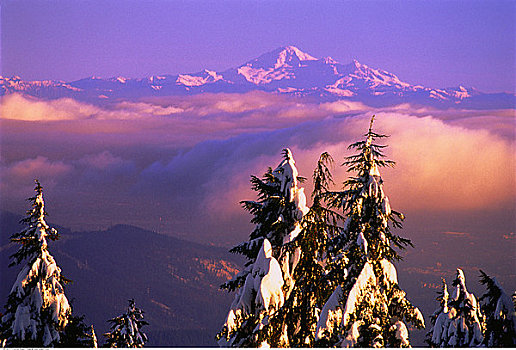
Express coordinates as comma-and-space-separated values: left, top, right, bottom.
9, 180, 59, 267
479, 270, 516, 347
58, 313, 97, 347
264, 152, 342, 347
326, 116, 410, 269
218, 149, 311, 347
426, 269, 484, 347
0, 180, 72, 347
316, 116, 424, 347
222, 150, 306, 292
104, 299, 148, 348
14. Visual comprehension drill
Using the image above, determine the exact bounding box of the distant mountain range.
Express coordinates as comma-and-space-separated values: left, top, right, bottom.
1, 46, 514, 109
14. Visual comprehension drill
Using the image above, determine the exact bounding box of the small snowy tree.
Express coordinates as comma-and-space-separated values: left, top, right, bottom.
217, 149, 310, 347
0, 180, 72, 347
479, 270, 516, 347
315, 116, 425, 347
426, 278, 450, 346
104, 299, 148, 348
426, 269, 484, 347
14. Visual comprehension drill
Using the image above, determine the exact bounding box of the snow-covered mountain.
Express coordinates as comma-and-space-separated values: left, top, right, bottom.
1, 46, 514, 108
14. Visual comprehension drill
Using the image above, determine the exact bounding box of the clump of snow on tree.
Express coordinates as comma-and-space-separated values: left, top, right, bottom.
340, 262, 376, 328
315, 116, 425, 347
390, 320, 409, 347
0, 180, 71, 347
316, 286, 344, 340
218, 149, 309, 347
222, 238, 285, 338
427, 269, 484, 347
104, 299, 148, 348
479, 270, 516, 346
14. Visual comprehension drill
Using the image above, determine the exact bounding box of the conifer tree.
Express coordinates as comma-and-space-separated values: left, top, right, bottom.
217, 149, 310, 347
0, 180, 72, 347
425, 278, 450, 346
104, 299, 148, 348
264, 152, 341, 347
315, 116, 425, 347
479, 270, 516, 347
426, 269, 484, 347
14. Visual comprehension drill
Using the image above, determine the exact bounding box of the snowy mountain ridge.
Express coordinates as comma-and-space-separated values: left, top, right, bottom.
1, 46, 514, 108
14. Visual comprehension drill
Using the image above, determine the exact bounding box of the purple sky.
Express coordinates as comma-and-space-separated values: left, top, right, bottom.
1, 0, 515, 93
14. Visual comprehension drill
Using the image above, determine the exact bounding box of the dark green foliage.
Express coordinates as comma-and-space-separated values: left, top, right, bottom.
317, 116, 424, 347
265, 152, 342, 347
104, 299, 148, 348
58, 313, 96, 347
0, 180, 73, 347
218, 149, 308, 347
8, 180, 59, 267
326, 116, 410, 267
222, 151, 306, 292
479, 270, 516, 347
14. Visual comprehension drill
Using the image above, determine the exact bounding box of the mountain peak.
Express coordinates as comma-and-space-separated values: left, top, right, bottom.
242, 45, 317, 70
279, 45, 317, 62
351, 59, 366, 69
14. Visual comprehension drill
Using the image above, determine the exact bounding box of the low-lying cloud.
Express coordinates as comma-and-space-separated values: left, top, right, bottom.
1, 93, 514, 246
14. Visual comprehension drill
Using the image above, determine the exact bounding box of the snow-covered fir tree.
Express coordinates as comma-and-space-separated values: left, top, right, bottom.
104, 299, 148, 348
425, 278, 450, 346
217, 149, 310, 347
315, 116, 425, 347
0, 180, 72, 347
426, 269, 484, 347
263, 152, 342, 347
479, 270, 516, 347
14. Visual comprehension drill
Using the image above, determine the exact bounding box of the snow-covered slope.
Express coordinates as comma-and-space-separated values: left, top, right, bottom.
1, 46, 514, 108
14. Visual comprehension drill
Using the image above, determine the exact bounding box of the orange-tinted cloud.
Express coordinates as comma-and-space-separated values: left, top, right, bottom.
0, 93, 514, 243
0, 94, 98, 121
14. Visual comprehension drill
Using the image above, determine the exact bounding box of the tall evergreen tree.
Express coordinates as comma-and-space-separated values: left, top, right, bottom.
217, 149, 310, 347
254, 152, 342, 347
0, 180, 72, 347
104, 299, 148, 348
266, 152, 342, 347
479, 270, 516, 347
426, 269, 484, 347
315, 116, 425, 347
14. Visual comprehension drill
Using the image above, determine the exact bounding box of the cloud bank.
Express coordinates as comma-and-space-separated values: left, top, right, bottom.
1, 93, 514, 245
